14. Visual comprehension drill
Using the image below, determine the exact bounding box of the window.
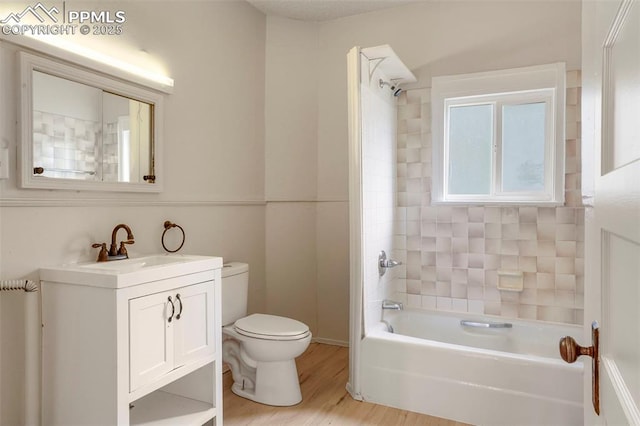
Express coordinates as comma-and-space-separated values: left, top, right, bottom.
432, 63, 566, 205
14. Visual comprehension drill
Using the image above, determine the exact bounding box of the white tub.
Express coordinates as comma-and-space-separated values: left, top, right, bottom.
360, 309, 583, 425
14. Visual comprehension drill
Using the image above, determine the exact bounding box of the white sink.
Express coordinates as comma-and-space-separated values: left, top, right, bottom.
40, 254, 223, 289
80, 255, 189, 272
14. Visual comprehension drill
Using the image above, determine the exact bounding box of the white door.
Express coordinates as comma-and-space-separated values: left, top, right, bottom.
582, 0, 640, 423
173, 281, 216, 367
129, 290, 175, 392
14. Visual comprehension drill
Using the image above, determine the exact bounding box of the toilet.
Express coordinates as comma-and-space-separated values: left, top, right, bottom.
221, 262, 311, 406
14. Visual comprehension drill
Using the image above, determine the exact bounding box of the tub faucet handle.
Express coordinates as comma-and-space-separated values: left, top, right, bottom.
378, 250, 402, 276
382, 259, 402, 268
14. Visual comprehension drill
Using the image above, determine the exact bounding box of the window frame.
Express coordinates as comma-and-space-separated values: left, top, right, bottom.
432, 63, 566, 205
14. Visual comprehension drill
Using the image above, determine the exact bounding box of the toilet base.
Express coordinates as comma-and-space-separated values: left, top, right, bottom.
230, 359, 302, 406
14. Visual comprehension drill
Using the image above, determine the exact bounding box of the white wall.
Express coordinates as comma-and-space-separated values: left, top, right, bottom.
264, 16, 350, 344
265, 17, 318, 201
263, 17, 319, 335
0, 2, 266, 424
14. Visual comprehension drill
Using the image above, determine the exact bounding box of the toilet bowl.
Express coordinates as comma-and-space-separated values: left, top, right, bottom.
221, 263, 312, 406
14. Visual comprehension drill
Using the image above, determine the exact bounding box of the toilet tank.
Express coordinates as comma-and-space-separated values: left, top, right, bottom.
221, 262, 249, 326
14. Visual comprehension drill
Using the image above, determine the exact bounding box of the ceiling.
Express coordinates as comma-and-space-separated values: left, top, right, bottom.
246, 0, 416, 22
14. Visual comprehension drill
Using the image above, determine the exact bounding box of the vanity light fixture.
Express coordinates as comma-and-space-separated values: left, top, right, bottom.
9, 33, 174, 93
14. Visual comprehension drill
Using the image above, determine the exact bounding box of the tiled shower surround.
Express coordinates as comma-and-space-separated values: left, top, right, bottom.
361, 68, 400, 333
394, 71, 583, 325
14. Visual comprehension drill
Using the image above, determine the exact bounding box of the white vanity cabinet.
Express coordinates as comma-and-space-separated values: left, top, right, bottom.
40, 255, 223, 426
129, 281, 216, 393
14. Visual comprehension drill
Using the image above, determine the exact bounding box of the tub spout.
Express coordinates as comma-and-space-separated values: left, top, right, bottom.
382, 299, 403, 310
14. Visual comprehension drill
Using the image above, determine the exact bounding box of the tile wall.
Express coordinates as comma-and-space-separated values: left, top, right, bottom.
394, 71, 584, 325
361, 73, 400, 332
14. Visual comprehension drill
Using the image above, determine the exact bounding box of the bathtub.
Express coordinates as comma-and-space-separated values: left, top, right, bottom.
359, 309, 583, 425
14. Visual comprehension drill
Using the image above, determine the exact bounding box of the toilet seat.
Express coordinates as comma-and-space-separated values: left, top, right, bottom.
234, 313, 310, 341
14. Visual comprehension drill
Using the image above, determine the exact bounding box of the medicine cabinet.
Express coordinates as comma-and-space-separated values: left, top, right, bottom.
19, 51, 164, 192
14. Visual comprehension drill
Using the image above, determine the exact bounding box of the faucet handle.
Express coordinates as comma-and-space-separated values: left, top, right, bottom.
92, 243, 109, 262
118, 240, 135, 257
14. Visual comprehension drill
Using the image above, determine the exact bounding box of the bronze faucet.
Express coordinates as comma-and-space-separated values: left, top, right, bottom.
91, 224, 135, 262
110, 224, 135, 257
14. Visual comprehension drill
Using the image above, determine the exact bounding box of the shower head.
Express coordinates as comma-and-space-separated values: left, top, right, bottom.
379, 79, 403, 97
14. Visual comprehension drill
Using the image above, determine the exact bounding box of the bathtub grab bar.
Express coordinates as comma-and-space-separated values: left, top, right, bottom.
460, 320, 512, 329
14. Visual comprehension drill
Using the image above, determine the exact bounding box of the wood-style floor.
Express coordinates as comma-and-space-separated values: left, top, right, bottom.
223, 343, 468, 425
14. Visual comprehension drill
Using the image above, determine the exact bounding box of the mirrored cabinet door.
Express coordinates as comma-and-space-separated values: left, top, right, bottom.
20, 52, 163, 192
102, 92, 152, 184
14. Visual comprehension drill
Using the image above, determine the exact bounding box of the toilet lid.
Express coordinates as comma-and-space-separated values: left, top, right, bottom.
234, 313, 310, 341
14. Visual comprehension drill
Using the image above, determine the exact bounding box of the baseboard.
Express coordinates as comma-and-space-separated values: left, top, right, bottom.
346, 383, 363, 401
311, 337, 349, 347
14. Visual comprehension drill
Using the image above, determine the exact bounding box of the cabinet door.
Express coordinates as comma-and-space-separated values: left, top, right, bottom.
129, 290, 175, 392
173, 281, 216, 368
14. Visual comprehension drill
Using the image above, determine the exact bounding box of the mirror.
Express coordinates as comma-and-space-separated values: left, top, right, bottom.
20, 52, 163, 192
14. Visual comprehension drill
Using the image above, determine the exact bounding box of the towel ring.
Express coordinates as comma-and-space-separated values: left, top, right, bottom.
162, 221, 185, 253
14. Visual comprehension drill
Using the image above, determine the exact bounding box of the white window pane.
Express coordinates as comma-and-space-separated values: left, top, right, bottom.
448, 104, 493, 195
502, 102, 546, 192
